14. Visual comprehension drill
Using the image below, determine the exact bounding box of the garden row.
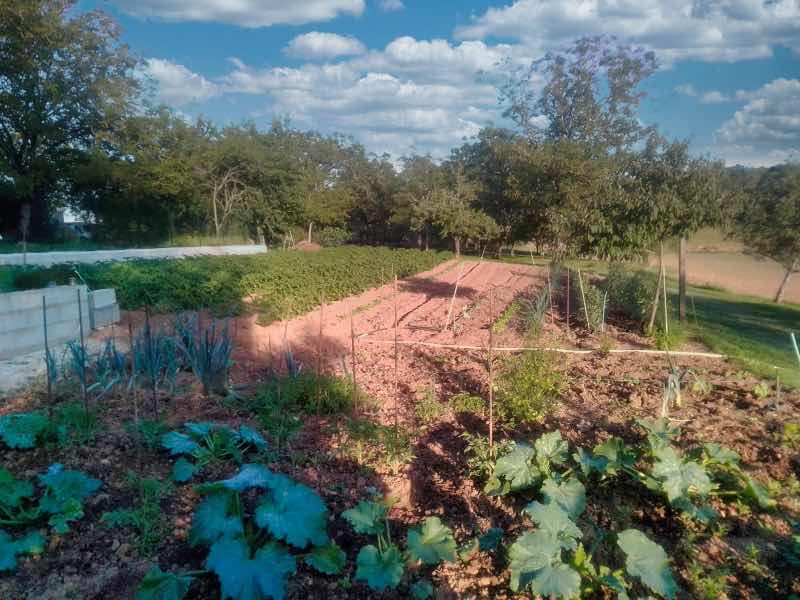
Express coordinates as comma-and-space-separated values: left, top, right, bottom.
8, 247, 452, 321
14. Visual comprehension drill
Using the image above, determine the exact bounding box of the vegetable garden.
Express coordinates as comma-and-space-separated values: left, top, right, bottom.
1, 251, 799, 599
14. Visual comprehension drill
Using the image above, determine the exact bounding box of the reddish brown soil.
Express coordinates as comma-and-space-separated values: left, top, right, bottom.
1, 261, 798, 599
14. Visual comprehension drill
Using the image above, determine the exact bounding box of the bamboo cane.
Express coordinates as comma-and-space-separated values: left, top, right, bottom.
488, 287, 495, 450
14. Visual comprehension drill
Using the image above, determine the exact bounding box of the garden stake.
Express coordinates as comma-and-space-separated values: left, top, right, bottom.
77, 288, 88, 414
488, 287, 495, 451
316, 294, 325, 415
444, 261, 467, 332
577, 268, 590, 330
42, 296, 53, 418
393, 272, 400, 433
791, 332, 800, 368
566, 268, 571, 332
661, 262, 669, 337
601, 291, 608, 334
350, 300, 358, 414
546, 263, 555, 326
145, 306, 157, 418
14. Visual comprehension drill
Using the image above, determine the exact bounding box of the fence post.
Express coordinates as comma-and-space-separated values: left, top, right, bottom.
488, 287, 495, 451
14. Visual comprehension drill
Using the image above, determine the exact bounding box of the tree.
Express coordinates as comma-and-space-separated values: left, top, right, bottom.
0, 0, 138, 239
735, 165, 800, 304
392, 155, 445, 250
501, 36, 657, 152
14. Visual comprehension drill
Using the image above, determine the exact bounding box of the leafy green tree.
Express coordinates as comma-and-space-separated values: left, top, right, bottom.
502, 35, 657, 152
0, 0, 138, 239
392, 155, 445, 249
735, 165, 800, 303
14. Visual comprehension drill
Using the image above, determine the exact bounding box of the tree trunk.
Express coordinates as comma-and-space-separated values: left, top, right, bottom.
775, 259, 797, 304
425, 226, 430, 251
307, 222, 313, 243
454, 237, 461, 257
679, 237, 687, 322
647, 242, 664, 332
416, 232, 422, 249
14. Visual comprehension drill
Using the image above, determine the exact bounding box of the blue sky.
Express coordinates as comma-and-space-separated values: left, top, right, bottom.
79, 0, 800, 166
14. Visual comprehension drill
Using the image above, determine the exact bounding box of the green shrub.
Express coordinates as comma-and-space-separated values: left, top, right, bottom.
450, 392, 485, 416
496, 351, 564, 427
316, 227, 351, 247
102, 473, 173, 556
604, 263, 659, 325
460, 432, 515, 482
650, 322, 688, 350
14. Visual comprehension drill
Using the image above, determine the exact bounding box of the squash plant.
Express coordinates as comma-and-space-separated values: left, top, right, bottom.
138, 464, 344, 600
161, 422, 268, 483
0, 464, 101, 572
342, 496, 457, 596
485, 426, 775, 598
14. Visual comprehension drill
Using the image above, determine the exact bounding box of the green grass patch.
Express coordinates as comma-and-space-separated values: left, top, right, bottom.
7, 246, 451, 321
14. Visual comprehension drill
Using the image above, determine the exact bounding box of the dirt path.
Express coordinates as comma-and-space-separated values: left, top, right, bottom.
233, 259, 545, 372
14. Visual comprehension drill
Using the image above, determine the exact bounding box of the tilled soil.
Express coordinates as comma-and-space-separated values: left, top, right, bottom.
1, 261, 798, 599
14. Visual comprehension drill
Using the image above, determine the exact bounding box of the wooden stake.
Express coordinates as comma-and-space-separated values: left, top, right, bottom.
350, 300, 358, 414
565, 268, 571, 332
145, 306, 157, 418
393, 273, 399, 433
488, 287, 495, 450
316, 294, 325, 414
577, 268, 590, 330
444, 261, 467, 332
661, 259, 669, 337
546, 263, 555, 326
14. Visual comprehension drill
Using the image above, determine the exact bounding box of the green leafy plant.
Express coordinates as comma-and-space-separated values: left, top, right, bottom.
166, 463, 345, 600
460, 431, 515, 482
0, 412, 49, 449
50, 402, 102, 446
0, 464, 101, 571
415, 388, 444, 425
161, 422, 268, 483
495, 350, 564, 427
752, 381, 770, 401
342, 496, 456, 593
449, 392, 485, 416
135, 566, 196, 600
603, 263, 659, 326
336, 419, 414, 475
102, 473, 173, 556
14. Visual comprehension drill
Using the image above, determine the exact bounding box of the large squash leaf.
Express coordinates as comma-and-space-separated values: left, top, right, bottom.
0, 530, 45, 572
342, 500, 388, 535
652, 447, 714, 502
508, 530, 580, 598
406, 516, 457, 565
136, 566, 194, 600
541, 479, 586, 519
190, 493, 243, 547
523, 501, 582, 549
0, 412, 49, 449
171, 458, 200, 483
161, 432, 201, 457
355, 544, 404, 591
485, 444, 539, 495
255, 474, 329, 548
534, 431, 569, 473
617, 529, 678, 599
206, 537, 296, 600
199, 464, 275, 493
37, 464, 101, 532
305, 541, 346, 575
0, 469, 34, 511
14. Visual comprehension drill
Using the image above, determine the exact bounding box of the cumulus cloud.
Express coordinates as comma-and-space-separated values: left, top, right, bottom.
675, 83, 697, 97
110, 0, 365, 28
714, 78, 800, 165
700, 91, 731, 104
285, 32, 366, 59
142, 58, 220, 106
220, 37, 515, 157
456, 0, 800, 65
379, 0, 405, 11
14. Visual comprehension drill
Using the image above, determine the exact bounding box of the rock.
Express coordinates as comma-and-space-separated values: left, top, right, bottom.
116, 542, 131, 558
90, 493, 110, 507
111, 539, 120, 552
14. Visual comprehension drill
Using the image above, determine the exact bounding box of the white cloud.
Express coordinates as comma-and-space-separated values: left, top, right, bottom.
220, 37, 516, 157
285, 32, 366, 59
142, 58, 220, 106
379, 0, 405, 11
714, 78, 800, 165
675, 83, 697, 97
456, 0, 800, 65
700, 91, 731, 104
111, 0, 365, 27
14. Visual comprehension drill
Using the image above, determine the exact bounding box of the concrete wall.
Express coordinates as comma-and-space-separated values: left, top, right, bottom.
0, 244, 267, 267
0, 286, 119, 359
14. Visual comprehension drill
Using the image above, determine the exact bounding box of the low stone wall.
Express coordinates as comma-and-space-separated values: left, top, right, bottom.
0, 244, 267, 267
0, 285, 119, 359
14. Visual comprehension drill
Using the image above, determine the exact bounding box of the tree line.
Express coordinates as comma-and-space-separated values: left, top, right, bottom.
1, 1, 798, 303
